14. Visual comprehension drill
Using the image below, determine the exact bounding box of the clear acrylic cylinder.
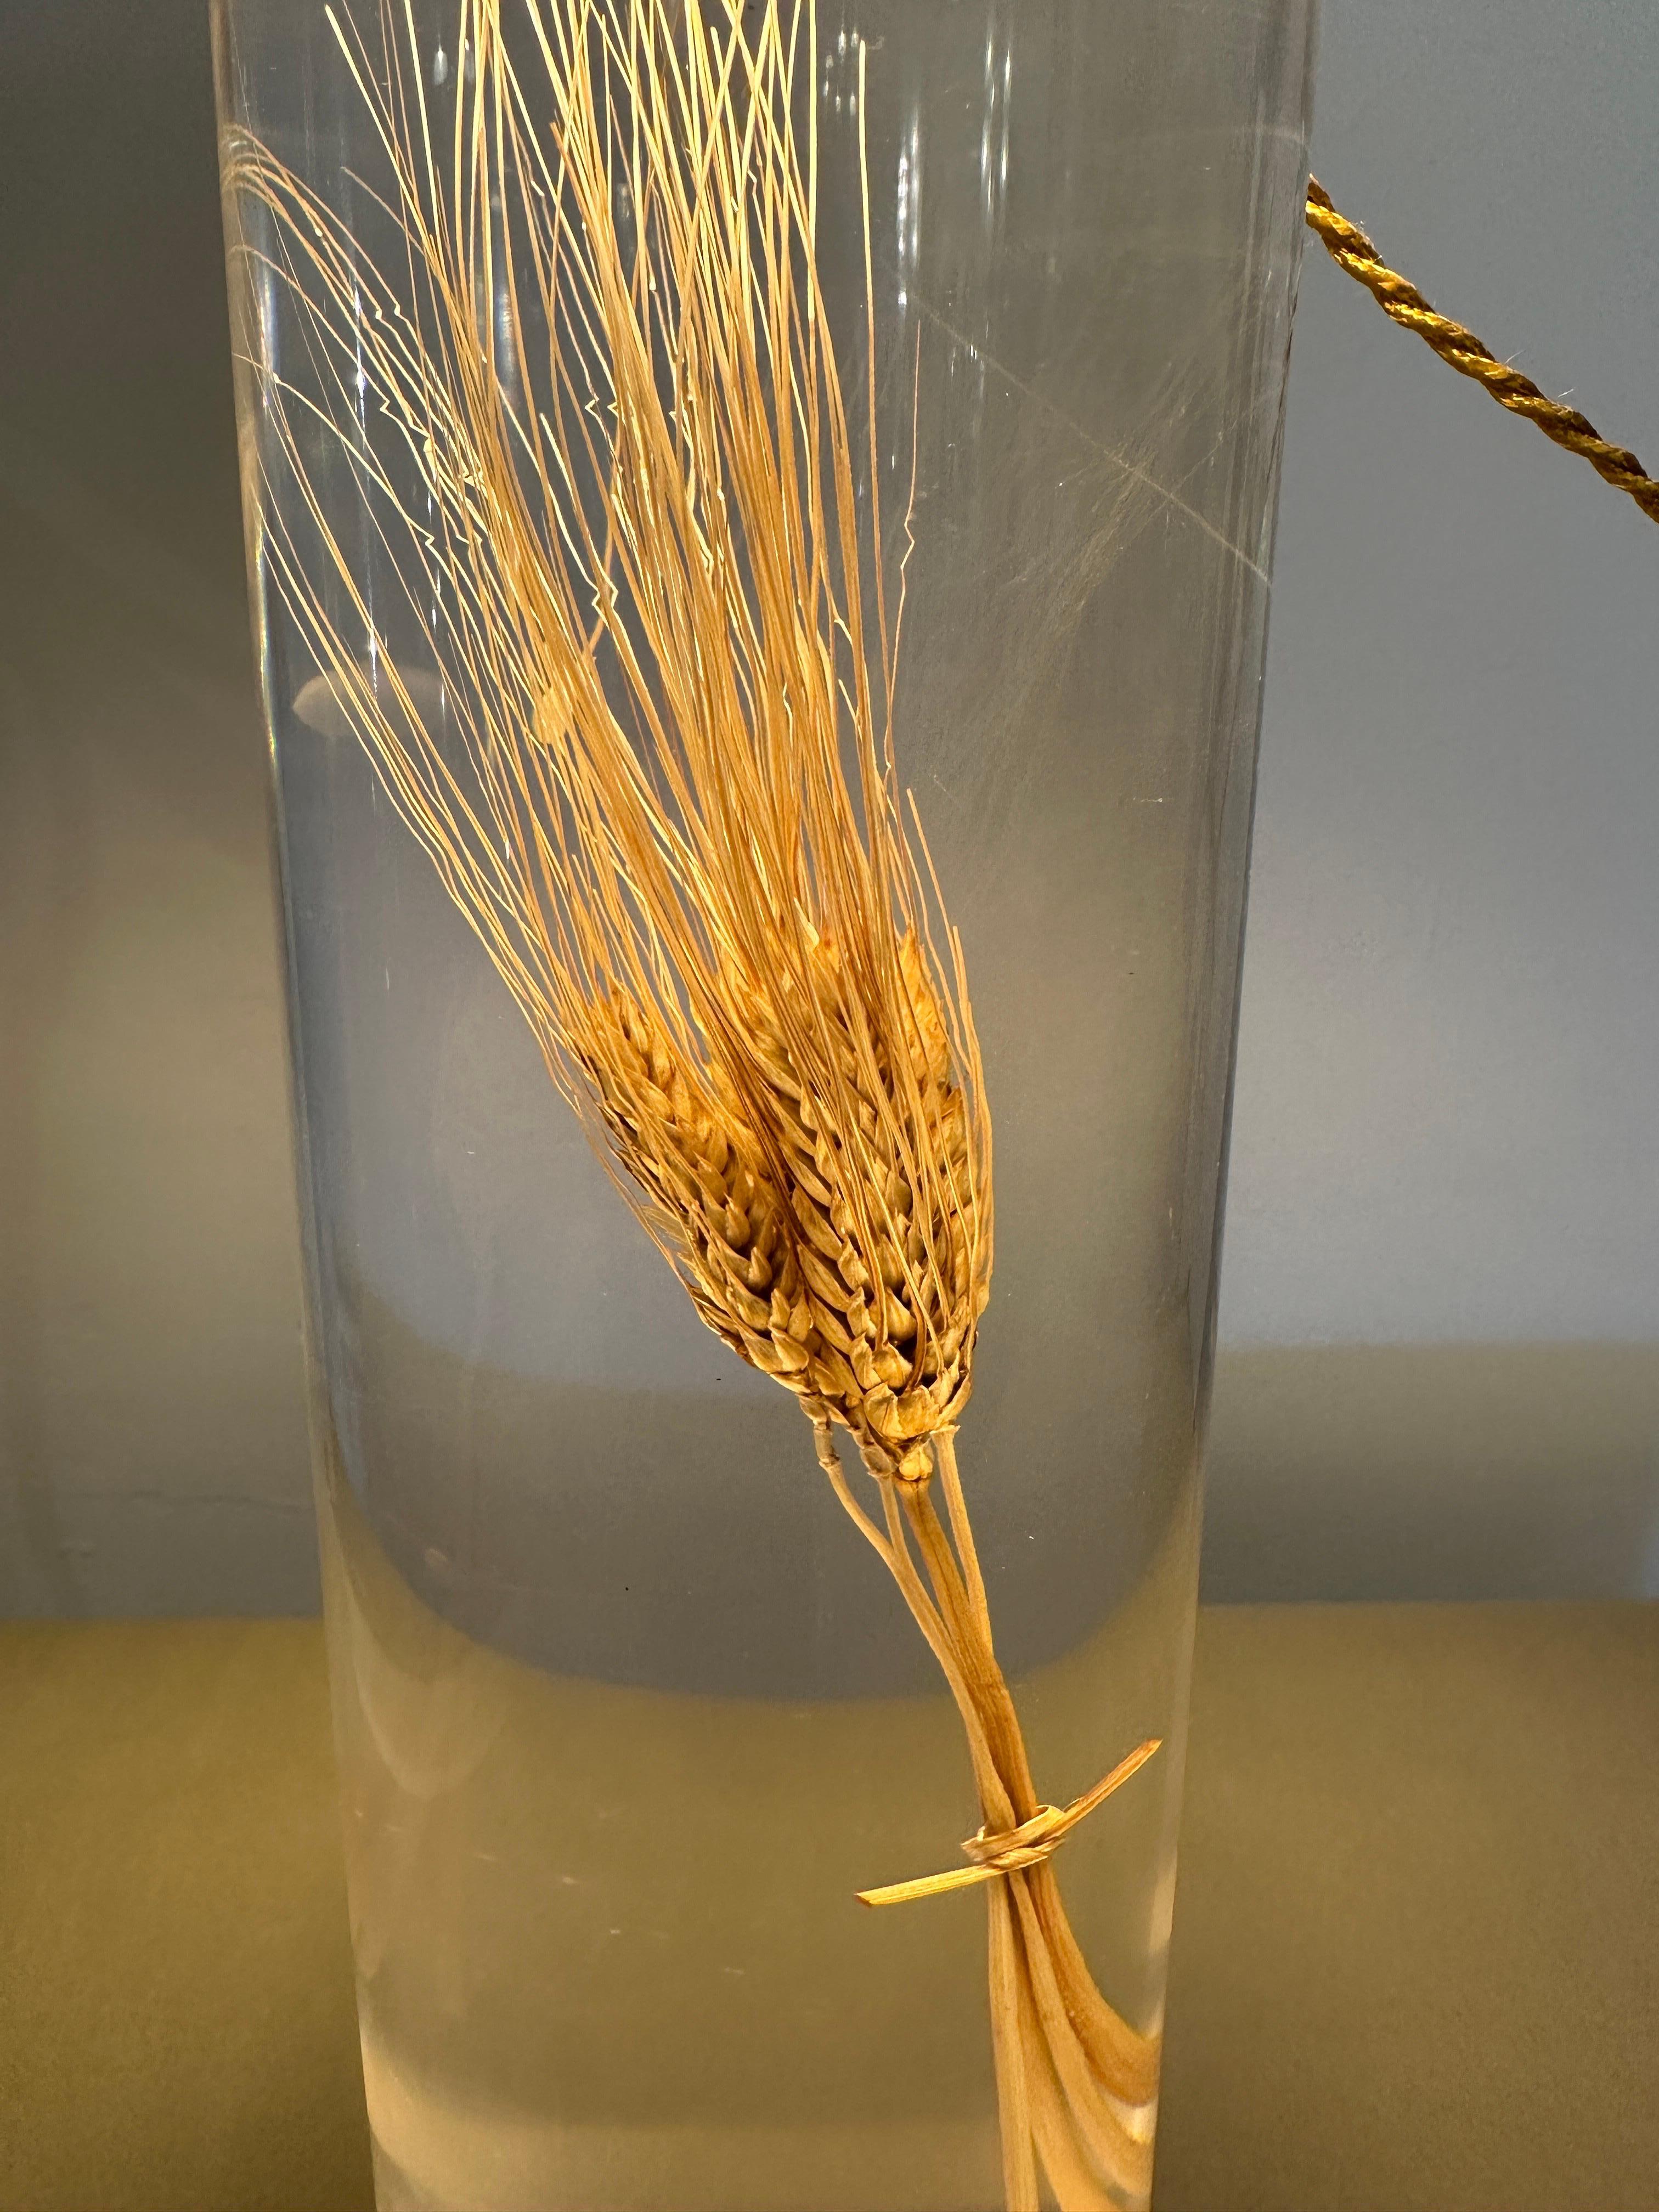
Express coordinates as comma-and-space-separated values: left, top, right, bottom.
213, 3, 1316, 2207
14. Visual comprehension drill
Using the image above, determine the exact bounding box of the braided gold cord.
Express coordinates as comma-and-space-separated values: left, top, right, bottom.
1305, 177, 1659, 527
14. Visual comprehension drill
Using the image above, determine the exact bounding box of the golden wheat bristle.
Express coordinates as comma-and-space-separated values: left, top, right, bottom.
225, 0, 991, 1455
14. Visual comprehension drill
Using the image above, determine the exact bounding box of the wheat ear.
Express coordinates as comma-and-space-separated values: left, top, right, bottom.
223, 1, 1160, 2200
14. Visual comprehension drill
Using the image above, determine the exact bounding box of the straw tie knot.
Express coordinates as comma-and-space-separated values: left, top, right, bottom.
962, 1799, 1087, 1876
856, 1736, 1162, 1909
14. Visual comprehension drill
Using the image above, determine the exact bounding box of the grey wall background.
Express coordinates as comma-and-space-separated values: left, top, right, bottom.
1, 0, 1655, 1617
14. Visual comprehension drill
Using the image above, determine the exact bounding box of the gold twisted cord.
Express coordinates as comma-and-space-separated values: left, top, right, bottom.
857, 1735, 1163, 1909
1305, 176, 1659, 528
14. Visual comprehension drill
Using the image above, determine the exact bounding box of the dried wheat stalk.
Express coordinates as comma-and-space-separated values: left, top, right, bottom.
223, 1, 1161, 2199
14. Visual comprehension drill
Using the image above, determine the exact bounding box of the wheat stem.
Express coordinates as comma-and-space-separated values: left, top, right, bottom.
937, 1429, 994, 1645
874, 1470, 1013, 1822
1019, 1946, 1136, 2212
901, 1475, 1041, 1817
823, 1428, 1159, 2185
884, 1443, 1159, 2185
988, 1883, 1042, 2212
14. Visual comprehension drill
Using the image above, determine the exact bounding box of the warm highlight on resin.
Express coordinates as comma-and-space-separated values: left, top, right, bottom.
224, 2, 1160, 2202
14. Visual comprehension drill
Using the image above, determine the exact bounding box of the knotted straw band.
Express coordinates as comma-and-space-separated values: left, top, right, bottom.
1305, 177, 1659, 528
858, 1735, 1163, 1909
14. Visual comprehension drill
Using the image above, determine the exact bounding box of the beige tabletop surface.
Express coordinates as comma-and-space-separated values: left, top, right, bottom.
1, 1601, 1654, 2212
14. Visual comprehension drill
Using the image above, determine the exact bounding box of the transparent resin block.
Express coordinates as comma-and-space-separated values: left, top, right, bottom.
214, 3, 1316, 2205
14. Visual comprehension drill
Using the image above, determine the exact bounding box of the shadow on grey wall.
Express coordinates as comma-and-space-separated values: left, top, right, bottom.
0, 0, 313, 1621
1205, 1342, 1659, 1601
7, 1335, 1654, 1617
